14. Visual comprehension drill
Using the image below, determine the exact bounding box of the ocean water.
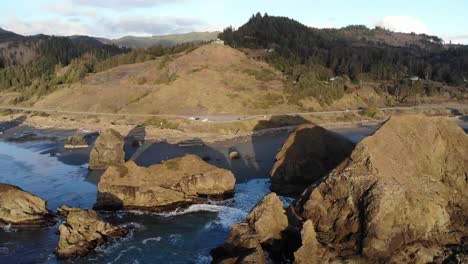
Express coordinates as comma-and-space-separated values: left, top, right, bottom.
0, 126, 377, 264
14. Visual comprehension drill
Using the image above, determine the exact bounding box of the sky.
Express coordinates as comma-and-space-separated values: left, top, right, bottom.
0, 0, 467, 43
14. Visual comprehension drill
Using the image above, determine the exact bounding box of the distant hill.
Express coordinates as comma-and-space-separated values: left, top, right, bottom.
220, 13, 468, 86
0, 27, 24, 43
98, 32, 220, 48
333, 25, 443, 49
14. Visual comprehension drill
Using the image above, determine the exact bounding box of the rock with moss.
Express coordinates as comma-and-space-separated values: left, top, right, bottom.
270, 124, 354, 195
0, 183, 55, 227
55, 207, 128, 259
89, 129, 125, 170
95, 154, 236, 211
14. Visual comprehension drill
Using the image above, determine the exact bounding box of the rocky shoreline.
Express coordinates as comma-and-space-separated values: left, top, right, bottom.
0, 114, 467, 261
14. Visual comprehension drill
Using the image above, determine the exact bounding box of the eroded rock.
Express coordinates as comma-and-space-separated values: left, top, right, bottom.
95, 154, 236, 211
55, 207, 127, 259
0, 183, 55, 227
211, 193, 287, 264
270, 124, 354, 195
291, 115, 468, 262
89, 129, 125, 170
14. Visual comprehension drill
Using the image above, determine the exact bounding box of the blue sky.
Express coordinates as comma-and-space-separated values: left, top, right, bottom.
1, 0, 467, 43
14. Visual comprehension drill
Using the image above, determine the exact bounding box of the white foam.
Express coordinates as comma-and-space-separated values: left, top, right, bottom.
142, 237, 162, 245
169, 234, 182, 245
194, 253, 212, 264
1, 224, 16, 233
108, 246, 143, 264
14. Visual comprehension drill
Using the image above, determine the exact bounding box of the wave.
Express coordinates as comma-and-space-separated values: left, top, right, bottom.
1, 224, 17, 233
142, 237, 162, 245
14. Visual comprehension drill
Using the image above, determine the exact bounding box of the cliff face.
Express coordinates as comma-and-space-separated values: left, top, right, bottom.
291, 115, 468, 262
213, 115, 468, 263
270, 124, 355, 195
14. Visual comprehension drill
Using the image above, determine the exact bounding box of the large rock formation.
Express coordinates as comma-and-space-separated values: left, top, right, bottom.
95, 154, 236, 211
0, 183, 55, 227
290, 115, 468, 262
270, 124, 354, 195
64, 134, 88, 149
55, 207, 128, 259
89, 129, 125, 170
211, 193, 288, 264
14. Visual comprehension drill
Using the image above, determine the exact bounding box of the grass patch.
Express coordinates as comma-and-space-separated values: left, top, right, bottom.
164, 159, 180, 170
188, 66, 208, 74
143, 118, 179, 130
136, 77, 147, 85
226, 93, 240, 99
159, 55, 173, 70
243, 68, 277, 82
0, 109, 13, 116
155, 71, 179, 85
30, 111, 50, 117
252, 93, 284, 109
360, 106, 381, 118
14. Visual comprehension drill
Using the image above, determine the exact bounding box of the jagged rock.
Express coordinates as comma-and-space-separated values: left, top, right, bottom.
55, 207, 128, 259
94, 154, 236, 211
89, 129, 125, 170
211, 193, 287, 264
291, 115, 468, 262
294, 220, 324, 264
270, 124, 354, 195
0, 183, 55, 227
64, 134, 88, 149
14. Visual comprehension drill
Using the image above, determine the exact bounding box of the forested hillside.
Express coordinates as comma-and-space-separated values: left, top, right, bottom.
220, 13, 468, 103
0, 35, 125, 100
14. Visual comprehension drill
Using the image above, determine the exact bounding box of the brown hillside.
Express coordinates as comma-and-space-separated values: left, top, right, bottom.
33, 43, 298, 115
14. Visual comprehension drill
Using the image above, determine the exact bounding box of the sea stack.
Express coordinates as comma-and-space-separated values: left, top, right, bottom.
290, 115, 468, 262
213, 115, 468, 263
0, 183, 55, 227
55, 207, 128, 259
89, 128, 125, 170
94, 154, 236, 211
211, 193, 288, 263
270, 124, 355, 195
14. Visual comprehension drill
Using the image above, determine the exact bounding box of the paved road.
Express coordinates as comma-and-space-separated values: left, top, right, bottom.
0, 104, 466, 124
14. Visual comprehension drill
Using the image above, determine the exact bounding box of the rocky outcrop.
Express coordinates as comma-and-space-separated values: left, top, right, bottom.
55, 207, 128, 259
0, 183, 55, 227
95, 154, 236, 211
290, 115, 468, 262
89, 129, 125, 170
211, 193, 288, 264
64, 134, 88, 149
270, 124, 354, 195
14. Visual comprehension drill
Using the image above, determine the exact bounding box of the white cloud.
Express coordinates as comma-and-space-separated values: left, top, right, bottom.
99, 16, 208, 36
444, 34, 468, 44
2, 14, 216, 39
4, 15, 94, 36
374, 16, 428, 34
47, 3, 96, 17
71, 0, 186, 10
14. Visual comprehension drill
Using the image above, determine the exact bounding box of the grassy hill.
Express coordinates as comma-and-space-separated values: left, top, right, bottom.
31, 43, 301, 115
20, 43, 462, 116
98, 32, 219, 48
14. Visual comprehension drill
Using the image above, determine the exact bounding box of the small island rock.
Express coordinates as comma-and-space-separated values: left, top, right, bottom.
0, 183, 55, 227
89, 129, 125, 170
95, 154, 236, 211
